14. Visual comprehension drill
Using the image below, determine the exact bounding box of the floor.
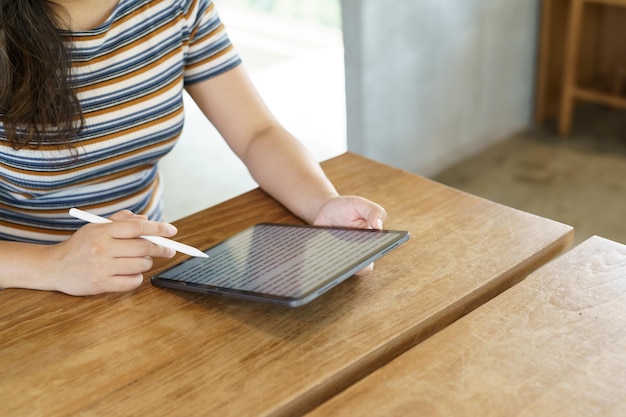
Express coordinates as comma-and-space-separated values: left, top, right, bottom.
161, 8, 626, 247
434, 104, 626, 246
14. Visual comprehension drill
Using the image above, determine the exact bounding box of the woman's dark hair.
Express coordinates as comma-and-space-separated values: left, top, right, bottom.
0, 0, 83, 150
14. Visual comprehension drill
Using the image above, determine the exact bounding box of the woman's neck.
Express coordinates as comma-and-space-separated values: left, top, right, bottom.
50, 0, 119, 31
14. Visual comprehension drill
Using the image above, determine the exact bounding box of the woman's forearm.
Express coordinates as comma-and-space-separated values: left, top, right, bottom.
239, 124, 339, 224
0, 241, 54, 291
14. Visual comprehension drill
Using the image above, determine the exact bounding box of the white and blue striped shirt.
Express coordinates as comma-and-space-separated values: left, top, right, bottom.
0, 0, 240, 243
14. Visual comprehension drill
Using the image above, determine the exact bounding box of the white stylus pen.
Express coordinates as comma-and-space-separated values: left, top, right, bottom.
69, 208, 208, 258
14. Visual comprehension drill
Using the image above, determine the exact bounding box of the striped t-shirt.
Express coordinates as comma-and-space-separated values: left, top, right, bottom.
0, 0, 241, 243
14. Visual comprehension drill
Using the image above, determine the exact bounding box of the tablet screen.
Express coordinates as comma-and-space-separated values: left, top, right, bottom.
151, 223, 409, 307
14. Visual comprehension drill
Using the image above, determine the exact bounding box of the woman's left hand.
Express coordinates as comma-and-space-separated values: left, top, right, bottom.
313, 196, 387, 276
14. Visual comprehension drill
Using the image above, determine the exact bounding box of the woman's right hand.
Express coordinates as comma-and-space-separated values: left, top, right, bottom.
46, 210, 178, 296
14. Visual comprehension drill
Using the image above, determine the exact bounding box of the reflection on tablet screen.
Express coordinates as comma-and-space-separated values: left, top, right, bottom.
152, 224, 409, 306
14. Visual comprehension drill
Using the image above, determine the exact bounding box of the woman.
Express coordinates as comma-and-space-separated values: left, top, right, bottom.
0, 0, 386, 295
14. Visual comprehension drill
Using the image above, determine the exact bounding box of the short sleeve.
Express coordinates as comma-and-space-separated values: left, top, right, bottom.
181, 0, 241, 84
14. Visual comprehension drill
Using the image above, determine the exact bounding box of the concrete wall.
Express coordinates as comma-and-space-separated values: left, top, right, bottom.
341, 0, 540, 176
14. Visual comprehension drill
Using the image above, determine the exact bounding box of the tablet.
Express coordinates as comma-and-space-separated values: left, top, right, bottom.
151, 223, 409, 307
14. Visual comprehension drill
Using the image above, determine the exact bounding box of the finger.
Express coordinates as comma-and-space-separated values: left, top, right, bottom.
368, 206, 387, 229
109, 210, 149, 222
109, 210, 137, 221
109, 256, 154, 277
106, 274, 144, 293
342, 196, 386, 229
107, 237, 176, 259
106, 219, 178, 239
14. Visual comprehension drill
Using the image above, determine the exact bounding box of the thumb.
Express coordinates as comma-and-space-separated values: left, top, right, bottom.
367, 206, 386, 230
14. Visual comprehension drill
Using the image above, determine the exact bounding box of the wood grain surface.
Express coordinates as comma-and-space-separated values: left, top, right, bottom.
308, 235, 626, 417
0, 153, 573, 417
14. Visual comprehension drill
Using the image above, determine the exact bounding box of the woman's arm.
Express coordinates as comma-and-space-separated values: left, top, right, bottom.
0, 211, 178, 295
185, 65, 386, 227
186, 65, 339, 224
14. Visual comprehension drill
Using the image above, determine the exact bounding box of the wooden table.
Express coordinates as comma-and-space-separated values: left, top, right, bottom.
309, 235, 626, 417
0, 153, 573, 417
